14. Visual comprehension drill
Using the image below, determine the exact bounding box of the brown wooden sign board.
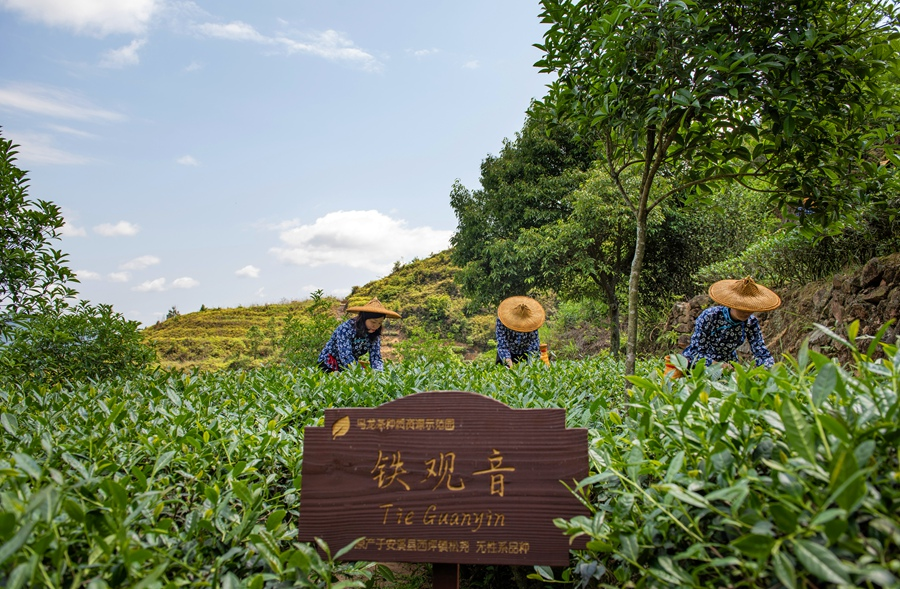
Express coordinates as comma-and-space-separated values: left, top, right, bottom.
297, 390, 589, 566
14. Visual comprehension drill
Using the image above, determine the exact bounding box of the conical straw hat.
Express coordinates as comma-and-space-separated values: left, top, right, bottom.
708, 277, 781, 312
345, 297, 401, 319
497, 296, 545, 332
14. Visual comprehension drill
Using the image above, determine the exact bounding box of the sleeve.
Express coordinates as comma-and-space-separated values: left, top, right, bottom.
525, 330, 540, 356
683, 309, 715, 367
369, 336, 384, 371
495, 319, 511, 361
333, 321, 358, 369
746, 316, 775, 368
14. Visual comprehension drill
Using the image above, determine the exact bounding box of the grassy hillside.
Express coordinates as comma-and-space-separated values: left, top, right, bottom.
145, 251, 489, 371
144, 249, 614, 371
143, 299, 341, 371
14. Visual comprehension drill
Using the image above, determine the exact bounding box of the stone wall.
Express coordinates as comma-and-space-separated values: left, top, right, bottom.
662, 252, 900, 363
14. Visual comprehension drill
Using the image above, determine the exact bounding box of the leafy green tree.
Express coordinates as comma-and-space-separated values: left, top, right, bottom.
450, 111, 600, 304
514, 167, 646, 357
0, 131, 76, 323
536, 0, 900, 374
1, 130, 156, 384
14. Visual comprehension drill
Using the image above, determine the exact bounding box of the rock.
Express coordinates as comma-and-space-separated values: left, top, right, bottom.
859, 257, 884, 288
812, 285, 832, 314
861, 284, 889, 304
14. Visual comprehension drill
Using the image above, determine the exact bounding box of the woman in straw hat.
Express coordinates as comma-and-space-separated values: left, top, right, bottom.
681, 277, 781, 371
496, 296, 545, 368
318, 297, 400, 372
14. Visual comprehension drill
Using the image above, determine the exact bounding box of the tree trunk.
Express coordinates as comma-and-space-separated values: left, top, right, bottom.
600, 276, 620, 359
625, 209, 649, 377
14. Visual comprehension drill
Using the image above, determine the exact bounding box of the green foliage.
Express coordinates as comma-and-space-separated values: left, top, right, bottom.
551, 322, 900, 588
535, 0, 900, 373
0, 302, 155, 386
278, 290, 342, 369
0, 130, 77, 323
394, 324, 464, 365
0, 130, 155, 385
0, 354, 640, 587
695, 201, 900, 287
450, 112, 599, 307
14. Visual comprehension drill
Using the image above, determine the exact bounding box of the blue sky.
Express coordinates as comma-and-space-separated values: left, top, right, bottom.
0, 0, 551, 326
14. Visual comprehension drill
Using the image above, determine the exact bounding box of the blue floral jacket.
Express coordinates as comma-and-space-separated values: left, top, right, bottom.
495, 318, 540, 362
318, 319, 383, 371
682, 306, 774, 368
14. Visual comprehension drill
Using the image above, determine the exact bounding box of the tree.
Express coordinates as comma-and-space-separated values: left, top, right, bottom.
450, 111, 599, 303
536, 0, 900, 374
1, 130, 155, 384
0, 130, 76, 323
514, 167, 648, 357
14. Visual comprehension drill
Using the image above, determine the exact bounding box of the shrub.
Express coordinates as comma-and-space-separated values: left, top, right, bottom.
0, 301, 156, 386
277, 290, 341, 368
552, 321, 900, 588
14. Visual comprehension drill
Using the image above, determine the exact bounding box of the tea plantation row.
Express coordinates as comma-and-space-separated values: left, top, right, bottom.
1, 323, 898, 588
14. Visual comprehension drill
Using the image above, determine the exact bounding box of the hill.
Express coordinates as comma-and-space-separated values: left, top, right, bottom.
145, 251, 497, 371
145, 249, 900, 372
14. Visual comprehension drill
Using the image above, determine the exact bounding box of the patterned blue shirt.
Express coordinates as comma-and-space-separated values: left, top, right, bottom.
495, 318, 540, 362
318, 319, 384, 371
683, 306, 774, 368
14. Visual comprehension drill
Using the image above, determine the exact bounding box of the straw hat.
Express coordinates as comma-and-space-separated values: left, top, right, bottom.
708, 277, 781, 312
345, 297, 401, 319
497, 296, 545, 332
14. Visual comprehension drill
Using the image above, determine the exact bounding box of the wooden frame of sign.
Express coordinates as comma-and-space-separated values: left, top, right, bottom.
297, 390, 589, 586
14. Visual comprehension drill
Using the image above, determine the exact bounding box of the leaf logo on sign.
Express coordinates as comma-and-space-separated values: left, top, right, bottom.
332, 416, 351, 439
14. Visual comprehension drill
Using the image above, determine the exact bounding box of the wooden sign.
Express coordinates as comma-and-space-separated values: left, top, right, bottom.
297, 390, 589, 566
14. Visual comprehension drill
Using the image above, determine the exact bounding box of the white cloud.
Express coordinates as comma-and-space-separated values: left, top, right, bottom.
94, 221, 140, 236
196, 20, 266, 42
108, 272, 130, 282
0, 83, 125, 122
75, 269, 102, 280
176, 155, 199, 166
270, 210, 451, 273
46, 124, 97, 138
100, 38, 147, 68
133, 277, 166, 292
195, 21, 382, 71
236, 265, 260, 278
61, 220, 87, 236
184, 60, 202, 72
172, 277, 199, 289
0, 0, 162, 36
10, 132, 93, 165
463, 60, 480, 69
121, 255, 159, 270
410, 48, 439, 58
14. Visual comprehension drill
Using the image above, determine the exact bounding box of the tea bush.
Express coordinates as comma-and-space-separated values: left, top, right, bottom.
0, 356, 631, 587
552, 322, 900, 588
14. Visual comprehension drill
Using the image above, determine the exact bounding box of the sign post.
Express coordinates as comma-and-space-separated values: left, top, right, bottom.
297, 390, 589, 586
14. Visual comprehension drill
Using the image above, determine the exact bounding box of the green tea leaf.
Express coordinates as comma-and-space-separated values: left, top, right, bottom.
1, 413, 18, 436
773, 551, 797, 589
731, 534, 774, 560
818, 413, 850, 445
793, 539, 851, 585
11, 453, 41, 480
780, 399, 816, 463
0, 519, 36, 567
829, 449, 865, 512
266, 509, 286, 532
811, 363, 837, 407
151, 451, 175, 478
